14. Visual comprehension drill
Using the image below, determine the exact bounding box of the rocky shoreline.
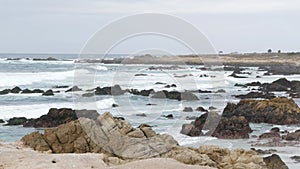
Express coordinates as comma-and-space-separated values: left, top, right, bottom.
19, 111, 288, 169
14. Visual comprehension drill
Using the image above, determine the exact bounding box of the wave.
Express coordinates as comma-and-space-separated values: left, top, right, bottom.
0, 69, 89, 88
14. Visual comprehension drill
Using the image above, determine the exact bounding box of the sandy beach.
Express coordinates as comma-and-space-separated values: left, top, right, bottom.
0, 142, 215, 169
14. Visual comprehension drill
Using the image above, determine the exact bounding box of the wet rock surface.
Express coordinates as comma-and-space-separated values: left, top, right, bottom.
23, 108, 99, 128
180, 111, 252, 139
263, 154, 289, 169
222, 97, 300, 125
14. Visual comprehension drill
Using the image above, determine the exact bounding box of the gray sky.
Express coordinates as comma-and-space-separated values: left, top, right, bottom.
1, 0, 300, 54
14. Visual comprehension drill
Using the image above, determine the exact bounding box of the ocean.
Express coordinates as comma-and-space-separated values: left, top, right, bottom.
0, 53, 299, 168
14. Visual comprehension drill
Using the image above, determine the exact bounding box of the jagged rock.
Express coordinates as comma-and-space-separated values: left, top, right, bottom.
42, 90, 54, 96
263, 154, 288, 169
152, 90, 199, 101
183, 107, 193, 112
95, 85, 125, 96
4, 117, 27, 126
163, 146, 217, 167
21, 131, 50, 151
65, 86, 82, 92
11, 86, 22, 93
23, 108, 99, 128
223, 97, 300, 125
0, 89, 10, 95
180, 112, 252, 139
198, 146, 266, 169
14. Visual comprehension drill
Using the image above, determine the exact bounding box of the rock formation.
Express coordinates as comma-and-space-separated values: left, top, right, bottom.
223, 97, 300, 125
180, 111, 252, 139
23, 108, 99, 128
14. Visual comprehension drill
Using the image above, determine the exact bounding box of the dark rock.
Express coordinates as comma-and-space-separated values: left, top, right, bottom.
4, 117, 27, 126
183, 107, 193, 112
198, 89, 212, 93
130, 89, 154, 96
95, 85, 125, 96
32, 89, 44, 93
234, 83, 247, 88
163, 114, 174, 119
235, 92, 275, 99
229, 73, 247, 78
0, 89, 10, 95
23, 108, 99, 128
270, 127, 280, 133
134, 73, 147, 76
246, 82, 261, 86
136, 113, 147, 117
65, 86, 82, 92
0, 119, 5, 123
195, 106, 208, 112
291, 155, 300, 163
42, 90, 54, 96
53, 85, 69, 88
185, 116, 197, 120
263, 154, 288, 169
223, 97, 300, 125
212, 115, 252, 139
250, 148, 277, 155
11, 86, 22, 93
112, 103, 118, 107
208, 106, 217, 110
155, 82, 166, 85
165, 84, 177, 88
21, 89, 33, 94
152, 90, 199, 101
180, 112, 252, 139
146, 103, 157, 106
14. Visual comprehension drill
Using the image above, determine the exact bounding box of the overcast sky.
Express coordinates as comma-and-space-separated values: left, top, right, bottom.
1, 0, 300, 54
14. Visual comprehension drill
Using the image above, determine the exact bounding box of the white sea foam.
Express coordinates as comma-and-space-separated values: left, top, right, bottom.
0, 69, 89, 88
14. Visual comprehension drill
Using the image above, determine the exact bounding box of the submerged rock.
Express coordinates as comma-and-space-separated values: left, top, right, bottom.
235, 92, 275, 99
290, 155, 300, 163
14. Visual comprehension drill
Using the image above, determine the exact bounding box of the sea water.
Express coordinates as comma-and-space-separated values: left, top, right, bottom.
0, 54, 299, 168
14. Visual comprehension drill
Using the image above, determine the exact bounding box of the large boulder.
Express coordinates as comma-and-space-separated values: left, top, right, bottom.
180, 112, 252, 139
0, 119, 4, 123
198, 146, 266, 169
284, 130, 300, 141
22, 112, 178, 159
263, 154, 289, 169
23, 108, 99, 128
223, 97, 300, 125
11, 86, 22, 93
